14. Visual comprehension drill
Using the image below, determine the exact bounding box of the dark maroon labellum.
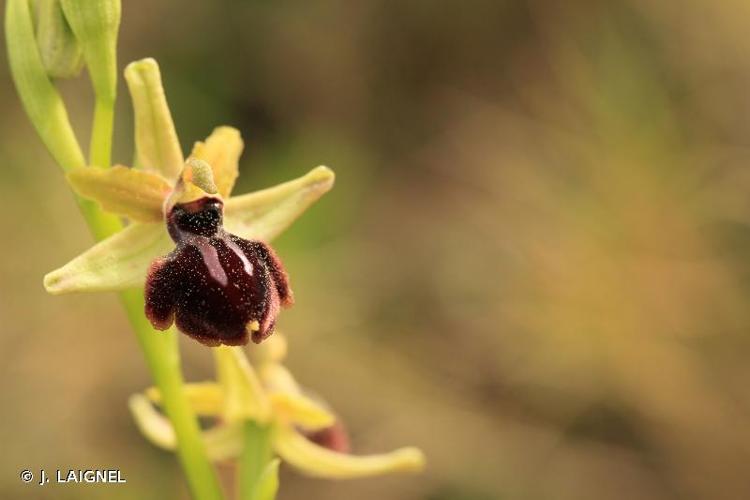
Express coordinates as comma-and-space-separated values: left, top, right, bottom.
145, 197, 293, 346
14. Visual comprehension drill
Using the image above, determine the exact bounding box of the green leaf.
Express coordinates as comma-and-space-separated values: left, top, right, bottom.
67, 165, 171, 222
44, 222, 173, 294
224, 166, 335, 242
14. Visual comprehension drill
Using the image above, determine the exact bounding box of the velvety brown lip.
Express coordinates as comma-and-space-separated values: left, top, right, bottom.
145, 197, 293, 346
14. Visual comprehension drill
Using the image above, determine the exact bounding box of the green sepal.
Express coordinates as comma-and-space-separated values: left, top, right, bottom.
125, 58, 184, 181
43, 222, 173, 294
67, 165, 171, 222
224, 166, 335, 241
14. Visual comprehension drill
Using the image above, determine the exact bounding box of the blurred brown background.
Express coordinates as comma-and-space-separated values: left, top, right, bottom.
4, 0, 750, 498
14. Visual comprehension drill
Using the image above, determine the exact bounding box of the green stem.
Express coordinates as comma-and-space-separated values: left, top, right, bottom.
238, 422, 273, 500
79, 185, 224, 500
8, 1, 225, 495
89, 97, 115, 167
81, 98, 224, 499
121, 289, 225, 500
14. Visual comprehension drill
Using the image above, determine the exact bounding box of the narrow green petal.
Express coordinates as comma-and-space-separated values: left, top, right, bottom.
190, 126, 244, 198
124, 58, 184, 182
249, 459, 280, 500
273, 426, 426, 479
270, 392, 335, 431
214, 346, 272, 424
128, 394, 177, 451
67, 165, 171, 222
146, 382, 224, 417
44, 222, 173, 294
224, 166, 335, 242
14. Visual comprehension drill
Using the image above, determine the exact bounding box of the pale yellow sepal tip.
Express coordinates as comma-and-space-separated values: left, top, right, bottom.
43, 271, 64, 295
273, 426, 426, 479
124, 57, 158, 77
308, 165, 335, 186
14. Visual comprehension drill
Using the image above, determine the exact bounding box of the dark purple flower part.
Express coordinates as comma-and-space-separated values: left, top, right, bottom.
305, 420, 351, 453
145, 197, 293, 346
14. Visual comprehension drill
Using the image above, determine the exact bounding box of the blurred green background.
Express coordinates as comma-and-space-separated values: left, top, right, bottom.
4, 0, 750, 498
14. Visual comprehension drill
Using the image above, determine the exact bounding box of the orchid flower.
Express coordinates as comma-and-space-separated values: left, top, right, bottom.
130, 334, 426, 480
42, 58, 334, 346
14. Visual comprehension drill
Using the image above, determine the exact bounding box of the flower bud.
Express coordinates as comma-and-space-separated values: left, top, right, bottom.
60, 0, 120, 102
5, 0, 86, 170
35, 0, 83, 78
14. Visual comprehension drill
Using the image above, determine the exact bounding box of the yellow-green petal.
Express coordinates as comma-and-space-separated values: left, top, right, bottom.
44, 222, 173, 294
272, 426, 426, 479
66, 165, 171, 222
224, 166, 335, 242
146, 382, 224, 417
130, 393, 244, 462
214, 346, 272, 424
125, 58, 184, 182
270, 392, 335, 431
190, 126, 244, 198
128, 394, 176, 451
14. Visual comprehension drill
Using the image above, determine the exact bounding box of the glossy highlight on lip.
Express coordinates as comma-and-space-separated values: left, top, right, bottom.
145, 197, 293, 346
